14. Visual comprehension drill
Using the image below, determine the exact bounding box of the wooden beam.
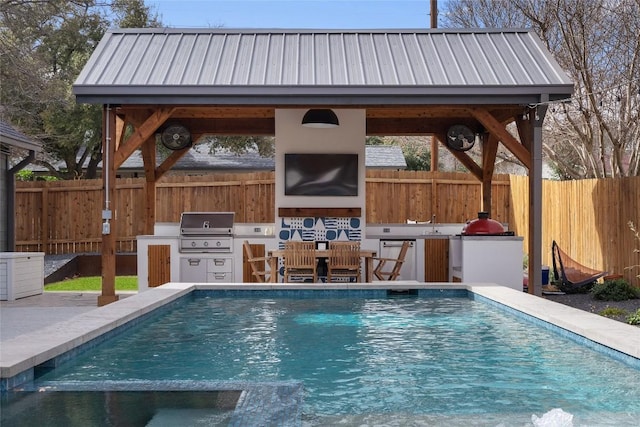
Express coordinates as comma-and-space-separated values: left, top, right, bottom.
481, 133, 499, 212
431, 134, 439, 172
365, 105, 520, 120
124, 108, 155, 128
115, 114, 126, 151
155, 133, 204, 179
155, 148, 190, 179
482, 133, 499, 178
367, 118, 473, 136
515, 115, 533, 151
278, 207, 362, 217
185, 118, 274, 135
171, 106, 275, 119
141, 136, 156, 236
114, 107, 176, 169
468, 107, 532, 169
434, 132, 483, 180
141, 137, 156, 181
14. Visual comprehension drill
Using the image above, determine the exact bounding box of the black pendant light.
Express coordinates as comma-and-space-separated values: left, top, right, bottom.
301, 109, 339, 128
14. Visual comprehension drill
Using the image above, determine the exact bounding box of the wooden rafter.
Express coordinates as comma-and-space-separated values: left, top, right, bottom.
141, 137, 156, 181
468, 107, 531, 170
114, 107, 176, 169
482, 133, 499, 178
434, 132, 483, 180
515, 115, 533, 151
155, 133, 203, 179
115, 114, 126, 151
481, 133, 499, 212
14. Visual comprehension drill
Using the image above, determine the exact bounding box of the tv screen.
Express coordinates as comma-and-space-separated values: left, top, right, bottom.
285, 153, 358, 196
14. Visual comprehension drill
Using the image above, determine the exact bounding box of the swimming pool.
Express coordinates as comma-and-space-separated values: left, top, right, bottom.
16, 288, 640, 426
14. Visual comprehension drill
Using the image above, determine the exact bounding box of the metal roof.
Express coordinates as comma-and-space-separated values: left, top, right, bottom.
74, 28, 573, 105
0, 120, 42, 152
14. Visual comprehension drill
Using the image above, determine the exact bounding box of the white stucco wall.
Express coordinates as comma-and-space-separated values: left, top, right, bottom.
274, 109, 366, 213
273, 109, 367, 244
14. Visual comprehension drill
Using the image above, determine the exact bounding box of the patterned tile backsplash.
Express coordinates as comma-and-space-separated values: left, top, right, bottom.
278, 217, 362, 247
277, 216, 363, 281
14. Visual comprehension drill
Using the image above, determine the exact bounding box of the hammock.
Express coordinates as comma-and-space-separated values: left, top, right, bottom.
552, 240, 607, 289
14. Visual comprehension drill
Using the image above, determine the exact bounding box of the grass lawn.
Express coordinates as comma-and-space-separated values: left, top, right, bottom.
45, 276, 138, 292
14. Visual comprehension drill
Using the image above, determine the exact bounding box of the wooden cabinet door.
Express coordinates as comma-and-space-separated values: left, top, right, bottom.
424, 239, 449, 282
148, 245, 170, 287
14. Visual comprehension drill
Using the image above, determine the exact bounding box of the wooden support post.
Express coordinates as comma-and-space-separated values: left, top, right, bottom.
430, 134, 439, 172
141, 136, 156, 236
481, 134, 499, 213
99, 105, 119, 306
41, 187, 49, 253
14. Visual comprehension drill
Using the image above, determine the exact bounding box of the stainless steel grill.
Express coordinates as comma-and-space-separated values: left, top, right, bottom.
179, 212, 234, 253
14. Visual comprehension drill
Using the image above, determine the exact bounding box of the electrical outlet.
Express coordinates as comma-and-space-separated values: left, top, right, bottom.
102, 222, 111, 234
383, 228, 390, 233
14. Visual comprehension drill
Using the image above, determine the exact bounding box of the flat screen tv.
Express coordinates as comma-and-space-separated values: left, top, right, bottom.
285, 153, 358, 196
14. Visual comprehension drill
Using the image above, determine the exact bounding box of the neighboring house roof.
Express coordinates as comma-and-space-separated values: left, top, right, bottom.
74, 28, 573, 105
26, 145, 406, 173
364, 145, 406, 168
0, 120, 42, 152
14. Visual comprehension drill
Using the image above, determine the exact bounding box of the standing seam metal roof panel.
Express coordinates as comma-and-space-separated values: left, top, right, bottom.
344, 33, 366, 85
73, 28, 574, 104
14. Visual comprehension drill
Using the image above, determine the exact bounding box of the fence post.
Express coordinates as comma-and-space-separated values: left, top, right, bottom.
41, 186, 49, 254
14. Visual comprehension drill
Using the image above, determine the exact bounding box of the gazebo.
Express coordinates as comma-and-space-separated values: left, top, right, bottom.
73, 28, 573, 305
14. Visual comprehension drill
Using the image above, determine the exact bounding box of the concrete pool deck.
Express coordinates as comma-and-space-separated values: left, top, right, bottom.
1, 282, 639, 389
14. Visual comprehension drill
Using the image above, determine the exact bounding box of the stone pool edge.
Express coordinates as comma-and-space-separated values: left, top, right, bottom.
1, 281, 639, 390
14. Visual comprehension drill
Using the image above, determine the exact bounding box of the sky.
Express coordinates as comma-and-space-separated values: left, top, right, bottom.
148, 0, 438, 29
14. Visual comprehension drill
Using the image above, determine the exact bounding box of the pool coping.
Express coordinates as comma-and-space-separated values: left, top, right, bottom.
1, 281, 639, 389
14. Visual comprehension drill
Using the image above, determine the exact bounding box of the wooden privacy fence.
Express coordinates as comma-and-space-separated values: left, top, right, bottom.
15, 171, 640, 284
510, 175, 640, 284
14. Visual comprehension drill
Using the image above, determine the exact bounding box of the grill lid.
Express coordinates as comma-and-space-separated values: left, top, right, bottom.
461, 212, 506, 235
180, 212, 235, 235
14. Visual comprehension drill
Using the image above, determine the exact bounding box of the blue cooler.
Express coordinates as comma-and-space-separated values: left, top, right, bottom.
542, 266, 550, 285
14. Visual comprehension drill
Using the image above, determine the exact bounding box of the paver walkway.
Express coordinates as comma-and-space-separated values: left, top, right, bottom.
0, 292, 133, 342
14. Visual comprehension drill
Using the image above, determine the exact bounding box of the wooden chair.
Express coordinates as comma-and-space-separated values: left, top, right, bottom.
243, 240, 271, 283
372, 240, 410, 281
326, 241, 361, 283
283, 241, 317, 283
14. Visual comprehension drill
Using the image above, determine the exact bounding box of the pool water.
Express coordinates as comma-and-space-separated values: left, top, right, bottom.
34, 295, 640, 425
1, 390, 239, 427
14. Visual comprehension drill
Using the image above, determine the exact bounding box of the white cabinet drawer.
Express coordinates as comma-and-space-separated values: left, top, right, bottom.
207, 257, 232, 272
207, 271, 233, 282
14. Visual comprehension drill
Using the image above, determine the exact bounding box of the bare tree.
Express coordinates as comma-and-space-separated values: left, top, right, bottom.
443, 0, 640, 178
